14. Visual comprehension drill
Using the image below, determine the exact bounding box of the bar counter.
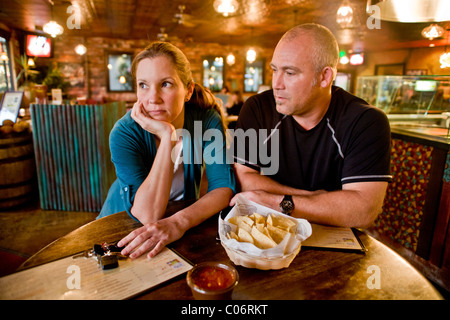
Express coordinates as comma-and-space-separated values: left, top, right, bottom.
367, 125, 450, 292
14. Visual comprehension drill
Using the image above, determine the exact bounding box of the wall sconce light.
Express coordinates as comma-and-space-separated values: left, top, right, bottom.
74, 44, 87, 55
27, 57, 35, 67
0, 50, 8, 61
337, 0, 353, 28
246, 48, 256, 63
213, 0, 239, 17
226, 53, 235, 65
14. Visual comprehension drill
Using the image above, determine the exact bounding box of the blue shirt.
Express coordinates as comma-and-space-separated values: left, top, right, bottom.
98, 106, 236, 220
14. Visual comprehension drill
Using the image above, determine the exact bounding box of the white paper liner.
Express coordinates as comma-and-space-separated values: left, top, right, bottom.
219, 195, 312, 269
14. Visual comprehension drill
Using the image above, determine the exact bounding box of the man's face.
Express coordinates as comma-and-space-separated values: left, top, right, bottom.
270, 35, 321, 117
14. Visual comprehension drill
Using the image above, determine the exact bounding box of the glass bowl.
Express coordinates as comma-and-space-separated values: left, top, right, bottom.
186, 261, 239, 300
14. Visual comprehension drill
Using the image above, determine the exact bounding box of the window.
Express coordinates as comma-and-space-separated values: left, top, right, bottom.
202, 56, 224, 92
107, 52, 133, 92
0, 36, 14, 92
244, 59, 264, 92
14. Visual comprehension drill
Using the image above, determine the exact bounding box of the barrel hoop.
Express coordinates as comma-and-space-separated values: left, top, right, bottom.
0, 193, 34, 205
0, 153, 34, 165
0, 138, 32, 149
0, 178, 36, 188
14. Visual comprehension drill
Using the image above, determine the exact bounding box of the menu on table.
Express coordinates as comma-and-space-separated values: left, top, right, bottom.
301, 223, 366, 253
0, 247, 193, 300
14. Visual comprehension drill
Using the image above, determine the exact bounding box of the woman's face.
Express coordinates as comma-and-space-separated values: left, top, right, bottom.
136, 56, 192, 128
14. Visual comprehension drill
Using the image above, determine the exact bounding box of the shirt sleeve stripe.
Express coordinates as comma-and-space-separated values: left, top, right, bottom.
341, 175, 393, 182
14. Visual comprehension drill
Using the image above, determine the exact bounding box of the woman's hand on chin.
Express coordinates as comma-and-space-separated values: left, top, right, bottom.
131, 100, 175, 140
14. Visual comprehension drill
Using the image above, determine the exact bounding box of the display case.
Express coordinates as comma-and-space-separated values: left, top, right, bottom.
356, 75, 450, 143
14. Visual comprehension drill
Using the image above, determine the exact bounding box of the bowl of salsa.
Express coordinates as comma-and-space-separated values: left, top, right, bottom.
186, 261, 239, 300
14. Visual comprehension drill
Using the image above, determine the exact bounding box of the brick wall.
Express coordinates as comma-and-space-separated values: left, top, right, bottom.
47, 35, 274, 103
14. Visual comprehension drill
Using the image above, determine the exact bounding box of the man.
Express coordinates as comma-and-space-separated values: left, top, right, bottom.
231, 23, 392, 228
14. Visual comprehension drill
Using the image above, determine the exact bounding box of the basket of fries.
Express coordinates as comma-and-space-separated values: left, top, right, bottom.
218, 196, 312, 270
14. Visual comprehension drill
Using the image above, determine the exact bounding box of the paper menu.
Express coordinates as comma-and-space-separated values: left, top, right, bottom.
301, 223, 366, 252
0, 247, 192, 300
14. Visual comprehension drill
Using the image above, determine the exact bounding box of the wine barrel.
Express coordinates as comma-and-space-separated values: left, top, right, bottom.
0, 132, 37, 209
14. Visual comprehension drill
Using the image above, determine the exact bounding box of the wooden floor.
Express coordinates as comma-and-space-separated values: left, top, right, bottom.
0, 199, 98, 277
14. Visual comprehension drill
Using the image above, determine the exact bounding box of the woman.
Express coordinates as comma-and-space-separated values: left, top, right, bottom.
98, 42, 235, 259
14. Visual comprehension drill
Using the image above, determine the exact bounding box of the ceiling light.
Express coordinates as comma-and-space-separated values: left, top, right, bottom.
367, 0, 450, 23
43, 20, 64, 38
74, 44, 87, 55
337, 0, 353, 28
421, 24, 445, 40
213, 0, 239, 17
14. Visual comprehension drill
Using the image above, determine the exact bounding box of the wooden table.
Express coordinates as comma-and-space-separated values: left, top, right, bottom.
19, 201, 443, 300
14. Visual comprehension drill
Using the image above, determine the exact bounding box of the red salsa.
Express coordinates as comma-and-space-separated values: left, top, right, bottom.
192, 265, 235, 291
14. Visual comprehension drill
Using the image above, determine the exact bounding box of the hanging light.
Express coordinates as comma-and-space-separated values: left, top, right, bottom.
43, 20, 64, 38
440, 29, 450, 69
213, 0, 239, 17
337, 0, 353, 28
43, 1, 64, 38
74, 44, 87, 55
246, 48, 256, 63
421, 24, 445, 40
119, 75, 127, 84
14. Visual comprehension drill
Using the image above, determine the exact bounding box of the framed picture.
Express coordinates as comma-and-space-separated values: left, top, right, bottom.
59, 62, 85, 88
107, 52, 133, 92
0, 91, 24, 124
375, 63, 405, 75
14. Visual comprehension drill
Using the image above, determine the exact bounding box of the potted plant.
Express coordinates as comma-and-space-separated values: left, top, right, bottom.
42, 62, 69, 93
15, 54, 39, 103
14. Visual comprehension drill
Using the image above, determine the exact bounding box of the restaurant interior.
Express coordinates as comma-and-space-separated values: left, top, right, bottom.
0, 0, 449, 300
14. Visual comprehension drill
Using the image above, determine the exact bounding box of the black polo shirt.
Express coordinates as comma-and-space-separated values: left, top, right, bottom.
232, 86, 392, 191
